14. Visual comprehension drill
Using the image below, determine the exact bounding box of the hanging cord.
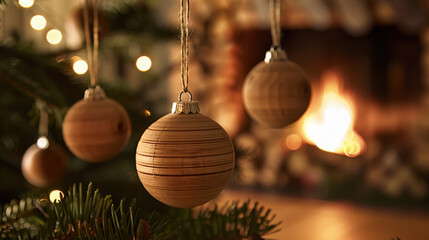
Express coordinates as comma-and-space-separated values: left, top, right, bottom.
83, 0, 100, 87
93, 0, 99, 85
180, 0, 190, 94
38, 101, 48, 137
270, 0, 281, 48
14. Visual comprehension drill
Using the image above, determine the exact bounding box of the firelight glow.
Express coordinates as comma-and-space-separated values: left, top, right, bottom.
136, 56, 152, 72
301, 71, 365, 157
30, 15, 47, 30
46, 29, 62, 45
19, 0, 34, 8
49, 190, 64, 203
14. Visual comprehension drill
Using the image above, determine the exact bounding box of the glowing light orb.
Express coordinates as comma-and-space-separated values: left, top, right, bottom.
285, 134, 302, 151
136, 56, 152, 72
30, 15, 47, 30
143, 109, 151, 117
73, 59, 88, 75
46, 29, 62, 45
49, 190, 64, 203
19, 0, 34, 8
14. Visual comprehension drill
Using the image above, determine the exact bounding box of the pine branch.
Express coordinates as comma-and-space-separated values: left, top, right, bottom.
1, 183, 282, 240
0, 73, 60, 109
0, 197, 44, 239
0, 183, 177, 240
168, 200, 281, 240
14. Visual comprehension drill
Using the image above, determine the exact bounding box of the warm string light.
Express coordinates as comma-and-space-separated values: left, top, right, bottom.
21, 1, 64, 45
26, 1, 149, 77
73, 60, 89, 75
72, 57, 89, 75
49, 190, 64, 203
46, 29, 62, 45
142, 109, 151, 116
136, 56, 152, 72
30, 15, 46, 30
18, 0, 34, 8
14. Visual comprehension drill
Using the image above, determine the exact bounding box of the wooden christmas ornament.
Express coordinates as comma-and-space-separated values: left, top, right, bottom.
242, 0, 311, 128
136, 0, 234, 208
63, 86, 131, 162
242, 49, 311, 128
136, 97, 235, 208
22, 139, 68, 188
63, 1, 131, 162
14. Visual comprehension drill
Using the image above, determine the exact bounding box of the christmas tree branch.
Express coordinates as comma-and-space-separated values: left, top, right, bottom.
0, 183, 285, 239
0, 73, 60, 109
168, 200, 281, 240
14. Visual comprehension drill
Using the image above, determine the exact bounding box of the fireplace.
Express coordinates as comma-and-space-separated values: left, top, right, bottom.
228, 26, 427, 206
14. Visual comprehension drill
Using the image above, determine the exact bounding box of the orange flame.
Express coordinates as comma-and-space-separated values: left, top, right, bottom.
301, 71, 365, 157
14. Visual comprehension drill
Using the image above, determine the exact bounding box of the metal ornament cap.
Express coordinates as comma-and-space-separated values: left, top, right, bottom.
172, 91, 200, 114
171, 101, 200, 114
84, 85, 106, 101
264, 46, 287, 63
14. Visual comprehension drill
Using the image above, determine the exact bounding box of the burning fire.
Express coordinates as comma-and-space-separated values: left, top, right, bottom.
301, 71, 365, 157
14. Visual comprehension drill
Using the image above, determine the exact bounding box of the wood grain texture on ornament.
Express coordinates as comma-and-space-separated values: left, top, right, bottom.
136, 113, 235, 208
63, 98, 131, 162
243, 60, 311, 128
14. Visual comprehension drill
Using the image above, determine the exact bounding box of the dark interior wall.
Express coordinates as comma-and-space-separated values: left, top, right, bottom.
238, 26, 422, 104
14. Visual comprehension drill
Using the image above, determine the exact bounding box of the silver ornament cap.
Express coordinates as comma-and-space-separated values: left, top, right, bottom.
264, 46, 287, 63
84, 85, 106, 101
171, 101, 200, 114
171, 91, 200, 114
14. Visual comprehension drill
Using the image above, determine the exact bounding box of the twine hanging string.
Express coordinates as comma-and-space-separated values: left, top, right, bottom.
83, 0, 100, 87
270, 0, 281, 48
38, 101, 48, 137
93, 0, 99, 86
180, 0, 190, 95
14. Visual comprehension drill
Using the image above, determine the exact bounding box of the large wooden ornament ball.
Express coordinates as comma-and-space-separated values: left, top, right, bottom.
136, 111, 235, 208
22, 143, 67, 188
243, 60, 311, 128
63, 97, 131, 162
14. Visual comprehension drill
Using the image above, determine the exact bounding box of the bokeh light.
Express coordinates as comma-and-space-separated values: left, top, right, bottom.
19, 0, 34, 8
143, 109, 151, 117
285, 134, 303, 151
136, 56, 152, 72
344, 140, 362, 158
30, 15, 47, 30
46, 29, 62, 45
73, 59, 88, 75
36, 136, 49, 149
49, 190, 64, 203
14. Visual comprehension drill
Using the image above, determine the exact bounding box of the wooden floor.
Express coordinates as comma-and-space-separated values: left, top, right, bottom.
216, 189, 429, 240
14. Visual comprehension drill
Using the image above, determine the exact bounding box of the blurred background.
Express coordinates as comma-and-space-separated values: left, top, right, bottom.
1, 0, 429, 239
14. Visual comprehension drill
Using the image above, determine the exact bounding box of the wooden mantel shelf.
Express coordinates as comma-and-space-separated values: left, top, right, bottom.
214, 189, 429, 240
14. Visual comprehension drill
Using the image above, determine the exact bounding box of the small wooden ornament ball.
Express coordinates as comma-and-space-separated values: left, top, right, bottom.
242, 48, 311, 128
22, 141, 68, 188
136, 99, 235, 208
63, 86, 131, 162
